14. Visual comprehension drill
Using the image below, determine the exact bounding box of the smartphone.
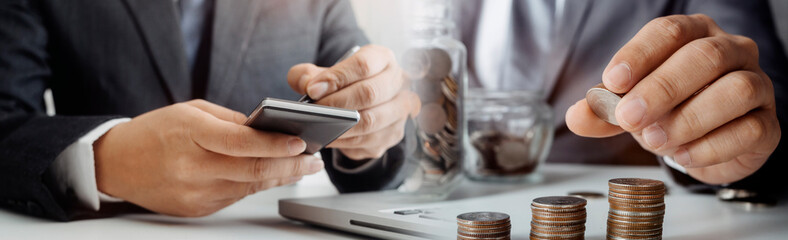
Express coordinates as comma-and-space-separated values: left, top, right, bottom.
244, 98, 360, 154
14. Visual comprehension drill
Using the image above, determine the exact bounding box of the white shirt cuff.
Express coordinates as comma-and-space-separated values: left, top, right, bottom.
50, 118, 130, 211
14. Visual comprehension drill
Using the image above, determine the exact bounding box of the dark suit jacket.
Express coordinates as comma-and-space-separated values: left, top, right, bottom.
0, 0, 388, 221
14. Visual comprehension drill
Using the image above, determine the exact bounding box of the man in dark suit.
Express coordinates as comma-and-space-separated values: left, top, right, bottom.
1, 0, 786, 222
0, 0, 418, 220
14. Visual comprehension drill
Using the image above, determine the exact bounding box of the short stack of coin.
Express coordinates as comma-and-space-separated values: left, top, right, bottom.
530, 196, 587, 240
607, 178, 666, 240
457, 212, 511, 240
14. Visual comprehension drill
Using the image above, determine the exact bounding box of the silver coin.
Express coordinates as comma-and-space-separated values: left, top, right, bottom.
532, 196, 587, 209
586, 83, 623, 126
425, 48, 453, 81
609, 209, 665, 217
401, 48, 430, 80
457, 212, 510, 225
417, 103, 447, 135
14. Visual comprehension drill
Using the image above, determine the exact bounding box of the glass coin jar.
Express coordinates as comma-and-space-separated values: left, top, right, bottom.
397, 0, 467, 198
464, 89, 553, 182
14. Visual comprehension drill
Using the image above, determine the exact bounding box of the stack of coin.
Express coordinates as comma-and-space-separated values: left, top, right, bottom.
403, 47, 461, 184
457, 212, 511, 240
530, 196, 587, 240
607, 178, 666, 240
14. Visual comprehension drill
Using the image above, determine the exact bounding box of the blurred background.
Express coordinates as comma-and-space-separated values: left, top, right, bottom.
348, 0, 788, 62
42, 1, 788, 115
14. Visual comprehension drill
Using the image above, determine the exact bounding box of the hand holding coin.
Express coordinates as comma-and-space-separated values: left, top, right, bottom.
566, 14, 781, 185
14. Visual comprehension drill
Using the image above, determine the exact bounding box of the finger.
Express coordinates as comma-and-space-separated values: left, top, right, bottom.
316, 67, 404, 110
223, 176, 304, 199
215, 154, 323, 182
328, 118, 407, 149
190, 111, 306, 157
671, 109, 780, 169
616, 34, 759, 131
565, 99, 626, 137
603, 14, 720, 93
249, 176, 303, 194
184, 99, 247, 124
336, 91, 415, 138
641, 71, 772, 151
287, 63, 326, 95
305, 45, 396, 100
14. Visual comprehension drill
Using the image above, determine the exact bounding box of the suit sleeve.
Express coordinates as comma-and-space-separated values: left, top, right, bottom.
313, 0, 419, 193
672, 0, 788, 197
0, 0, 132, 221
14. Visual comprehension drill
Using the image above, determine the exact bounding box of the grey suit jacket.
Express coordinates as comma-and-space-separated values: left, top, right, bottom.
0, 0, 375, 220
456, 0, 788, 193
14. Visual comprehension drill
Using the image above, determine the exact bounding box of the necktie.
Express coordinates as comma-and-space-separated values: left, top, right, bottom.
177, 0, 214, 99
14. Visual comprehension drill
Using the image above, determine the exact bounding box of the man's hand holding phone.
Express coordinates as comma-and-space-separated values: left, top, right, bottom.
288, 45, 422, 160
93, 100, 324, 217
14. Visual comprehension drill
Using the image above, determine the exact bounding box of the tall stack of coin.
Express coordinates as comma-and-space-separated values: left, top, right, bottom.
457, 212, 511, 240
607, 178, 666, 240
530, 196, 587, 240
403, 47, 462, 185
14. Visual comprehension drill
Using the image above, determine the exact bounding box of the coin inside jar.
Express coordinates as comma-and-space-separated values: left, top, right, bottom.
586, 83, 623, 125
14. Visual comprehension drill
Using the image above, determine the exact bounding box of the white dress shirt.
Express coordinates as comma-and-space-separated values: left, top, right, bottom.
50, 118, 129, 210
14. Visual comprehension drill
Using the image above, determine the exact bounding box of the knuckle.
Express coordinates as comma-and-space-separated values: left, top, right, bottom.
651, 16, 688, 42
223, 127, 248, 155
734, 35, 759, 61
691, 14, 717, 29
689, 38, 728, 72
352, 54, 371, 77
250, 158, 269, 180
360, 111, 377, 133
652, 75, 681, 102
327, 68, 350, 89
358, 82, 379, 106
729, 71, 761, 105
291, 157, 305, 175
740, 115, 767, 145
678, 107, 705, 136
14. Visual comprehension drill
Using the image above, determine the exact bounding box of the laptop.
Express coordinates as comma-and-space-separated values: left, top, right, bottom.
279, 165, 623, 239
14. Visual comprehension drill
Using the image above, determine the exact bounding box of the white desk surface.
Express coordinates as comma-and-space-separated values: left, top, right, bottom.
1, 164, 786, 240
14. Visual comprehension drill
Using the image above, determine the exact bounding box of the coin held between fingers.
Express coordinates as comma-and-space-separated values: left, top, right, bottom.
586, 83, 624, 126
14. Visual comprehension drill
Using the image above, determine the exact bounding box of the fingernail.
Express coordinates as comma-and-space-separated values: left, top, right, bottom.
605, 63, 631, 92
617, 96, 647, 128
307, 82, 329, 100
308, 158, 324, 173
643, 124, 667, 149
673, 148, 692, 167
287, 138, 306, 155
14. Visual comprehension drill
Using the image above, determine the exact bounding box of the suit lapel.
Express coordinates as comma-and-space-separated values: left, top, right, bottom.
205, 0, 265, 104
123, 0, 191, 103
543, 0, 593, 98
